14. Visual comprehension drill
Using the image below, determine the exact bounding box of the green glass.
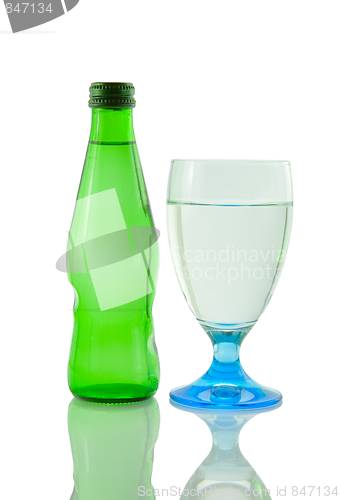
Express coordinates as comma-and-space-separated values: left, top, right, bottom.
68, 397, 160, 500
67, 98, 159, 403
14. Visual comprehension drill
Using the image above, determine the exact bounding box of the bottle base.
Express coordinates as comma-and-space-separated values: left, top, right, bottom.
70, 383, 157, 405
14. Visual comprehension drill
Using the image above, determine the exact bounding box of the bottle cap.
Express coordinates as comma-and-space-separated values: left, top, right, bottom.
89, 82, 136, 109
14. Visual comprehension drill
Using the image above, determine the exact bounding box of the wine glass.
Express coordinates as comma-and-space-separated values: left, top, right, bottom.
167, 160, 293, 409
171, 399, 276, 499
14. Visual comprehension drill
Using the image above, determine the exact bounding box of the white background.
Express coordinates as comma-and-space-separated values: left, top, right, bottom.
1, 1, 339, 498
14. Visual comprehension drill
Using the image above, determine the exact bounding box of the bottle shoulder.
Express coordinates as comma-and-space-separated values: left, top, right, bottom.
75, 142, 154, 225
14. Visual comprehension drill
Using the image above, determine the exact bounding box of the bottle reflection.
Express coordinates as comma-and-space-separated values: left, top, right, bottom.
173, 403, 277, 499
68, 397, 160, 500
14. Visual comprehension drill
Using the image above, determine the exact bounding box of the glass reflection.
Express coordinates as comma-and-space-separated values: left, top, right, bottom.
172, 402, 278, 499
68, 397, 160, 500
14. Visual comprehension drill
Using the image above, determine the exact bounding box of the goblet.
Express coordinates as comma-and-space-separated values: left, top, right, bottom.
167, 160, 293, 409
171, 399, 277, 499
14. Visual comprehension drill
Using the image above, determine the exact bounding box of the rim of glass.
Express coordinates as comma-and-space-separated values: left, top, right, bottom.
171, 159, 290, 165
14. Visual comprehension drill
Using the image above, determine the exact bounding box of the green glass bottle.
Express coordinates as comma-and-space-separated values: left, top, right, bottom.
67, 83, 160, 403
68, 397, 160, 500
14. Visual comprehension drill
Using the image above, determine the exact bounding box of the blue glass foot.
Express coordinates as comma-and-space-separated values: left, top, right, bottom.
170, 321, 282, 411
170, 377, 282, 410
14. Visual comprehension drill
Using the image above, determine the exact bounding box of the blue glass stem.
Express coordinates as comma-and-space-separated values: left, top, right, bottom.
205, 323, 252, 383
200, 322, 255, 399
169, 320, 282, 409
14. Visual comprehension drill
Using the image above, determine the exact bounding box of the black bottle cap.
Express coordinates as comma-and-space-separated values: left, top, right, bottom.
89, 82, 136, 109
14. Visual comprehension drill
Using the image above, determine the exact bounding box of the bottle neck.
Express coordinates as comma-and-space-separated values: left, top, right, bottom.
89, 108, 135, 144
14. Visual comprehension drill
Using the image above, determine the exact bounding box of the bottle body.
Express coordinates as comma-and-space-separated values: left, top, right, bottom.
67, 105, 159, 403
